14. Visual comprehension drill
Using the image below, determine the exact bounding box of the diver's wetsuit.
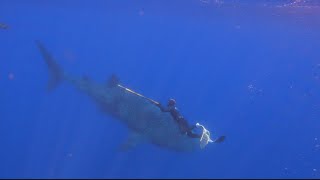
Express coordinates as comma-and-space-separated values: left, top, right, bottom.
156, 103, 201, 138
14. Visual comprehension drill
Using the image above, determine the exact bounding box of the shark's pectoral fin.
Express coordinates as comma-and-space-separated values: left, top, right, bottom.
118, 131, 145, 152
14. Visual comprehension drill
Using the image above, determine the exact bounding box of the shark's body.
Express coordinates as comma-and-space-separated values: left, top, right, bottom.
37, 41, 220, 152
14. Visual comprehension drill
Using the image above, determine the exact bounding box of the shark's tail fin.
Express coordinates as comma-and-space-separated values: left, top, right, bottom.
36, 41, 64, 91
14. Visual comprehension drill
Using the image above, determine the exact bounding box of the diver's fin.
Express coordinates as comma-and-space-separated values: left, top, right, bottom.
36, 40, 63, 91
107, 74, 120, 88
118, 132, 145, 152
213, 136, 226, 143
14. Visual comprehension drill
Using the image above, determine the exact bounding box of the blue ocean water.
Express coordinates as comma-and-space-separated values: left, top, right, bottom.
1, 0, 320, 178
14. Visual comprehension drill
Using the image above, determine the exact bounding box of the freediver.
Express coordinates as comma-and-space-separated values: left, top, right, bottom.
155, 99, 202, 138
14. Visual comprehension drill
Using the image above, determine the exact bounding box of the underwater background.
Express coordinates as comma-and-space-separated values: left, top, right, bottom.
1, 0, 320, 178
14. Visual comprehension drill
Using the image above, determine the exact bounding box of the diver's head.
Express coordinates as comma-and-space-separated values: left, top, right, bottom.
168, 98, 176, 106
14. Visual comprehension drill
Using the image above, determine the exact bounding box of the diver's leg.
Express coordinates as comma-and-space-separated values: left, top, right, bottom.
186, 131, 201, 138
189, 125, 197, 130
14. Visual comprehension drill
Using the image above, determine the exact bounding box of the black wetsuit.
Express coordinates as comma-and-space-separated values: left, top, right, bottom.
156, 104, 201, 138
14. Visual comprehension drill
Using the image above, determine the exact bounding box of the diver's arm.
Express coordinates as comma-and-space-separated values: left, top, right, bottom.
156, 103, 171, 112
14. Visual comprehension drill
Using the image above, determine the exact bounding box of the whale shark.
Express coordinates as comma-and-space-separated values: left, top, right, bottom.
36, 41, 224, 152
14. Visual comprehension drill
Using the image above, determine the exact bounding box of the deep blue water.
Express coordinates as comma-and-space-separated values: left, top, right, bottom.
1, 0, 320, 178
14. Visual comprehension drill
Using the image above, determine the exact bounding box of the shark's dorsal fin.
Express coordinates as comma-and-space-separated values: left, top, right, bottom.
107, 74, 120, 88
118, 131, 145, 152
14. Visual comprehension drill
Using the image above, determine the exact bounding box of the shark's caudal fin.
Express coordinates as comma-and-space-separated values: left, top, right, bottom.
36, 41, 64, 91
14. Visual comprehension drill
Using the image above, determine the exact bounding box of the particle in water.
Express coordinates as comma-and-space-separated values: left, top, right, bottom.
67, 153, 73, 157
284, 167, 290, 174
8, 73, 15, 80
139, 9, 145, 16
248, 84, 254, 91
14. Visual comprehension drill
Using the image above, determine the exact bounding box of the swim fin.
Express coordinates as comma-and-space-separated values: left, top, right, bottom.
213, 136, 226, 143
